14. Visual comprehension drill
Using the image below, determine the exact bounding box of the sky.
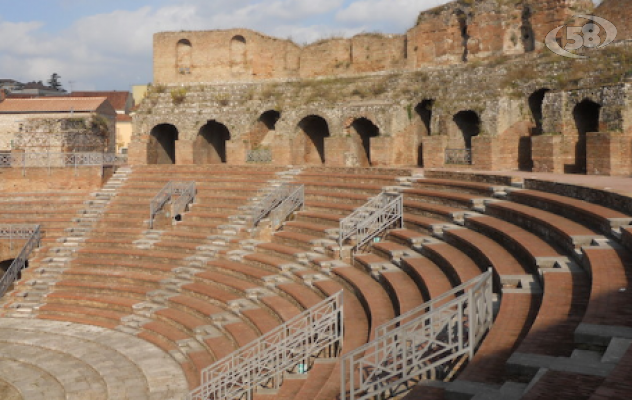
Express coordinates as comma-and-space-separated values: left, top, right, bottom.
0, 0, 602, 92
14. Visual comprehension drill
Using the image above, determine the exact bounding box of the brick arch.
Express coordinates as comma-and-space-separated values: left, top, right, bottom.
342, 113, 386, 135
194, 120, 231, 164
149, 123, 179, 164
292, 114, 331, 165
281, 110, 337, 138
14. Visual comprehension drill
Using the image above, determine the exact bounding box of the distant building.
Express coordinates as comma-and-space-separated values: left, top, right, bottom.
0, 96, 116, 154
70, 91, 135, 153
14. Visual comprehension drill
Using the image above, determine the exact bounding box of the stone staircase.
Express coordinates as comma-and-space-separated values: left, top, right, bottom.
0, 167, 131, 317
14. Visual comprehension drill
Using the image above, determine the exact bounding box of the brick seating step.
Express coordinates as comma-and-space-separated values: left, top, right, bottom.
294, 180, 385, 195
410, 178, 500, 196
297, 171, 403, 185
464, 215, 568, 269
415, 241, 483, 286
507, 188, 632, 236
354, 253, 425, 316
441, 226, 533, 280
520, 370, 605, 400
456, 292, 539, 385
0, 318, 188, 398
282, 220, 334, 237
484, 200, 604, 256
400, 255, 455, 302
511, 268, 590, 358
577, 244, 632, 346
404, 199, 462, 220
402, 187, 487, 209
404, 213, 449, 235
304, 189, 372, 206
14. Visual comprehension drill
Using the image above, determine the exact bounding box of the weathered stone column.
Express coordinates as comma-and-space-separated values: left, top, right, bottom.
532, 135, 563, 173
471, 136, 498, 171
127, 139, 149, 165
421, 136, 447, 168
587, 132, 632, 176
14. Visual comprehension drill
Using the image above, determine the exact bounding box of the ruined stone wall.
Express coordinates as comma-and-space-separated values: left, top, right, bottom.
595, 0, 632, 41
0, 113, 112, 153
154, 0, 591, 84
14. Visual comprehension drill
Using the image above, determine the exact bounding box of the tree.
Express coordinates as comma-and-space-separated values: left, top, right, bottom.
47, 73, 63, 91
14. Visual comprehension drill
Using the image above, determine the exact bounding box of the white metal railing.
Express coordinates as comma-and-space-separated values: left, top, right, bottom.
269, 184, 304, 229
340, 271, 493, 400
251, 183, 304, 228
246, 148, 272, 163
338, 192, 404, 254
187, 291, 344, 400
445, 149, 472, 165
149, 181, 196, 228
171, 181, 196, 223
0, 152, 127, 176
0, 225, 42, 297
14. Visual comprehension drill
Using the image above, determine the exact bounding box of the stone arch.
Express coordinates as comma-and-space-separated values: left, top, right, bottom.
347, 117, 380, 167
249, 110, 280, 148
414, 99, 434, 166
294, 115, 330, 165
230, 35, 247, 75
194, 120, 231, 164
149, 124, 178, 164
517, 88, 550, 171
452, 110, 480, 149
176, 39, 192, 74
573, 98, 602, 173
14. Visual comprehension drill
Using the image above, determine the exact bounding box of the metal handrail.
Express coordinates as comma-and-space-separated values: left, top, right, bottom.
0, 225, 41, 297
340, 271, 493, 400
149, 181, 196, 229
251, 183, 302, 228
187, 291, 344, 400
269, 184, 304, 229
171, 181, 196, 223
338, 192, 404, 254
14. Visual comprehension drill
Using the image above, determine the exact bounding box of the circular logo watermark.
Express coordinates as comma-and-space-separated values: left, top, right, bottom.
545, 15, 617, 58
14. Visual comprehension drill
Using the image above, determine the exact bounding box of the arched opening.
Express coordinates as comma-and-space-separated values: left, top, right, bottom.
176, 39, 192, 74
453, 111, 480, 149
297, 115, 330, 165
194, 120, 231, 164
149, 124, 178, 164
414, 99, 434, 166
230, 35, 247, 75
529, 89, 549, 136
350, 118, 380, 167
519, 89, 550, 171
249, 110, 280, 149
573, 99, 601, 173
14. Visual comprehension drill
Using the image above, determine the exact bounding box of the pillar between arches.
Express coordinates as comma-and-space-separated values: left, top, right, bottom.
175, 140, 194, 165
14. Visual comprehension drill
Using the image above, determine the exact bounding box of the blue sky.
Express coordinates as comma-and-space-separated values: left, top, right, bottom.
0, 0, 600, 92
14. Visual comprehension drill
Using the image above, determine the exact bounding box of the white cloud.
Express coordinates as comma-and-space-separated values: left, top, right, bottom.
335, 0, 450, 32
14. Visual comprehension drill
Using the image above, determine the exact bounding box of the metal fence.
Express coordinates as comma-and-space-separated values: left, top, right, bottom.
251, 183, 304, 228
149, 181, 196, 228
0, 225, 41, 297
269, 184, 304, 229
0, 152, 128, 176
338, 192, 404, 254
341, 270, 493, 400
445, 149, 472, 165
246, 148, 272, 164
187, 291, 344, 400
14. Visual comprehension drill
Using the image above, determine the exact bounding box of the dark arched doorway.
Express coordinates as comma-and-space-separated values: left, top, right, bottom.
573, 99, 601, 173
415, 99, 434, 166
350, 118, 380, 167
194, 120, 231, 164
149, 124, 178, 164
453, 111, 480, 149
520, 89, 550, 170
297, 115, 330, 165
176, 39, 192, 74
250, 110, 280, 148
